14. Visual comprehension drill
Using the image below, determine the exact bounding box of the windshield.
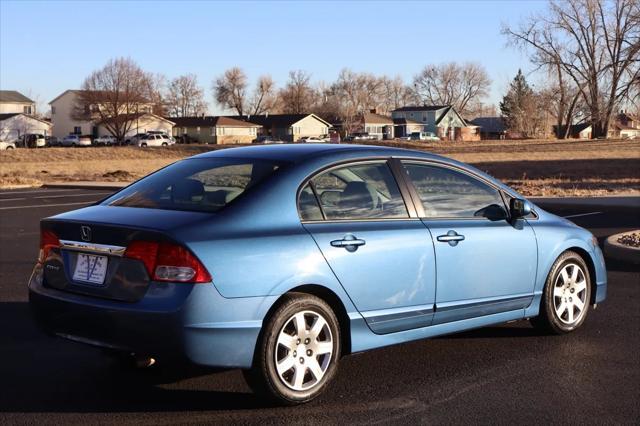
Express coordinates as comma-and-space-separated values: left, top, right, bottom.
102, 158, 285, 213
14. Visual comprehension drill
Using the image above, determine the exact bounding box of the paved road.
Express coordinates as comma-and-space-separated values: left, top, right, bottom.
1, 189, 638, 424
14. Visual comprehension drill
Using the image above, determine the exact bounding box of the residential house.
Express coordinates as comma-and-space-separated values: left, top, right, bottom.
392, 117, 424, 138
232, 114, 331, 142
170, 116, 262, 144
97, 113, 175, 141
49, 89, 155, 138
391, 105, 478, 141
0, 90, 36, 115
0, 113, 52, 141
351, 112, 395, 139
612, 111, 640, 139
553, 123, 592, 139
469, 117, 507, 140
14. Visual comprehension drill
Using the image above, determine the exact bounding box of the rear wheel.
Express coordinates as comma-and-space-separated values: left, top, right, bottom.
531, 251, 591, 334
141, 143, 147, 148
243, 293, 340, 405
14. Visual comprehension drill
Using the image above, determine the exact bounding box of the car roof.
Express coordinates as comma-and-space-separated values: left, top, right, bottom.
191, 143, 442, 163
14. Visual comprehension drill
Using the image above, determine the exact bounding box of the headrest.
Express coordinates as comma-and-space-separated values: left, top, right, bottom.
173, 179, 204, 202
339, 181, 378, 211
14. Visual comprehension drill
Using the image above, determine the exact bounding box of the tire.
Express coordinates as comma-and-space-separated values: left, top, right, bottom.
141, 143, 147, 148
6, 146, 13, 150
161, 142, 168, 146
531, 250, 592, 334
243, 292, 341, 405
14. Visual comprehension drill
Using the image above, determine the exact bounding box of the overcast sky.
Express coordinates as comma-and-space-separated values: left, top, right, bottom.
0, 0, 548, 115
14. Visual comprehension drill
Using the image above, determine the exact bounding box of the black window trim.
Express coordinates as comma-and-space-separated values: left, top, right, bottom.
396, 158, 513, 221
296, 157, 418, 223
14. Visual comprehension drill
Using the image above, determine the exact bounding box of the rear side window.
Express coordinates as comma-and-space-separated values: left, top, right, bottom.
103, 158, 283, 213
301, 162, 408, 220
403, 162, 505, 218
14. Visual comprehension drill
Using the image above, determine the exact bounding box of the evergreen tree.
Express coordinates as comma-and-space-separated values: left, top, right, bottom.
500, 70, 536, 137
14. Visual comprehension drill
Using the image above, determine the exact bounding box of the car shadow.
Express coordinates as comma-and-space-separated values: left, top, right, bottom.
0, 301, 276, 413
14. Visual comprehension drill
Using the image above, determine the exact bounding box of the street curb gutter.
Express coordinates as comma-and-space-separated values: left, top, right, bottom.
604, 231, 640, 264
43, 182, 128, 191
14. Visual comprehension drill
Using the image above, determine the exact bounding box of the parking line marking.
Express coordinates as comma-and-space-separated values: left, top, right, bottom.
563, 211, 603, 219
33, 192, 111, 199
0, 198, 27, 202
0, 189, 92, 195
0, 201, 100, 210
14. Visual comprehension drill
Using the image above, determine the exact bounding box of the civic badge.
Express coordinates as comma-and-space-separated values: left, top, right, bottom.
80, 226, 92, 242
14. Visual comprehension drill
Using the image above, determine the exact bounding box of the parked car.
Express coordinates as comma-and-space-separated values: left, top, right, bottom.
124, 133, 148, 145
0, 140, 16, 150
46, 136, 61, 147
410, 131, 440, 141
20, 133, 46, 148
252, 135, 285, 144
61, 135, 92, 147
28, 144, 606, 405
94, 135, 119, 146
345, 132, 375, 141
297, 136, 326, 143
136, 133, 173, 147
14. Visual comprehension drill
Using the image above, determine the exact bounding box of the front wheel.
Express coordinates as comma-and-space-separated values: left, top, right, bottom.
243, 293, 341, 405
531, 251, 591, 334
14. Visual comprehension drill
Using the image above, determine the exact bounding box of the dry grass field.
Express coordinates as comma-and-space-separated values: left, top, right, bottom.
1, 139, 638, 197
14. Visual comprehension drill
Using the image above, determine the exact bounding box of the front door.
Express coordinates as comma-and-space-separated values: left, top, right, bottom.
299, 161, 436, 334
401, 161, 537, 324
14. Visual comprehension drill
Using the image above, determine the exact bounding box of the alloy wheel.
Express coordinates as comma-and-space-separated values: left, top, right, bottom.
553, 263, 588, 325
274, 310, 333, 391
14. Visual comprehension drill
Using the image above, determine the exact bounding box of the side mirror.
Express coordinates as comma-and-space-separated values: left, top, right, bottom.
510, 198, 532, 219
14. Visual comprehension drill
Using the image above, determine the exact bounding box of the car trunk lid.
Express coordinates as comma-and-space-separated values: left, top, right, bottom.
39, 205, 212, 302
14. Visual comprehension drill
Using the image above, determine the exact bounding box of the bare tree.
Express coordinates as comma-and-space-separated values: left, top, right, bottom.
167, 74, 206, 117
74, 57, 155, 141
214, 67, 248, 115
413, 62, 491, 116
379, 75, 418, 114
280, 70, 315, 114
503, 0, 640, 138
249, 75, 279, 115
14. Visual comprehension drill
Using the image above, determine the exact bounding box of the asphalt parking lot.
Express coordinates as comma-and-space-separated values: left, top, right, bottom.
0, 188, 638, 424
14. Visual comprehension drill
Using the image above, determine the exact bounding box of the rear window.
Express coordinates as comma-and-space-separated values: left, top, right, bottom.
102, 158, 284, 213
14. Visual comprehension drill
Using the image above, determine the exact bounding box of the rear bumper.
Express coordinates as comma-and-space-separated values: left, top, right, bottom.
29, 267, 275, 368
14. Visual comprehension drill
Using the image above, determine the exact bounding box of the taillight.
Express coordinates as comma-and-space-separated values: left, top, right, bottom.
124, 241, 211, 284
39, 229, 60, 264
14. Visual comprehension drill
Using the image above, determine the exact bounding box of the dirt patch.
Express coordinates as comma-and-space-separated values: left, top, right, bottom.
102, 170, 138, 181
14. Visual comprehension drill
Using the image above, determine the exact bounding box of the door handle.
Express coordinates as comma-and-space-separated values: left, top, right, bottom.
330, 234, 366, 252
437, 230, 465, 246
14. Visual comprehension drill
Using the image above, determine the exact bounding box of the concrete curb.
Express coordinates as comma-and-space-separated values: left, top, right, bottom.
604, 231, 640, 264
42, 182, 128, 191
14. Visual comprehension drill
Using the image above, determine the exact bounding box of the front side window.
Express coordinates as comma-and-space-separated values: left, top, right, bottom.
403, 162, 505, 218
103, 158, 284, 213
303, 162, 408, 220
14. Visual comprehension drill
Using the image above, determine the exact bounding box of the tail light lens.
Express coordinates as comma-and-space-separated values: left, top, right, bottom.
39, 229, 60, 264
124, 241, 211, 284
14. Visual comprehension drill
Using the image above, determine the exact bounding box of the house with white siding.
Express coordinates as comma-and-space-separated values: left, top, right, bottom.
171, 116, 262, 144
231, 114, 331, 142
0, 113, 52, 141
49, 89, 156, 138
0, 91, 36, 115
392, 105, 479, 141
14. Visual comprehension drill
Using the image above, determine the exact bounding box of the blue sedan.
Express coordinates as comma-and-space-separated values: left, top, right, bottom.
29, 144, 607, 404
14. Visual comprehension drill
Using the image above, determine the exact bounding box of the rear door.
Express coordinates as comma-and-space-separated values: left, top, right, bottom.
400, 161, 537, 324
300, 160, 437, 334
